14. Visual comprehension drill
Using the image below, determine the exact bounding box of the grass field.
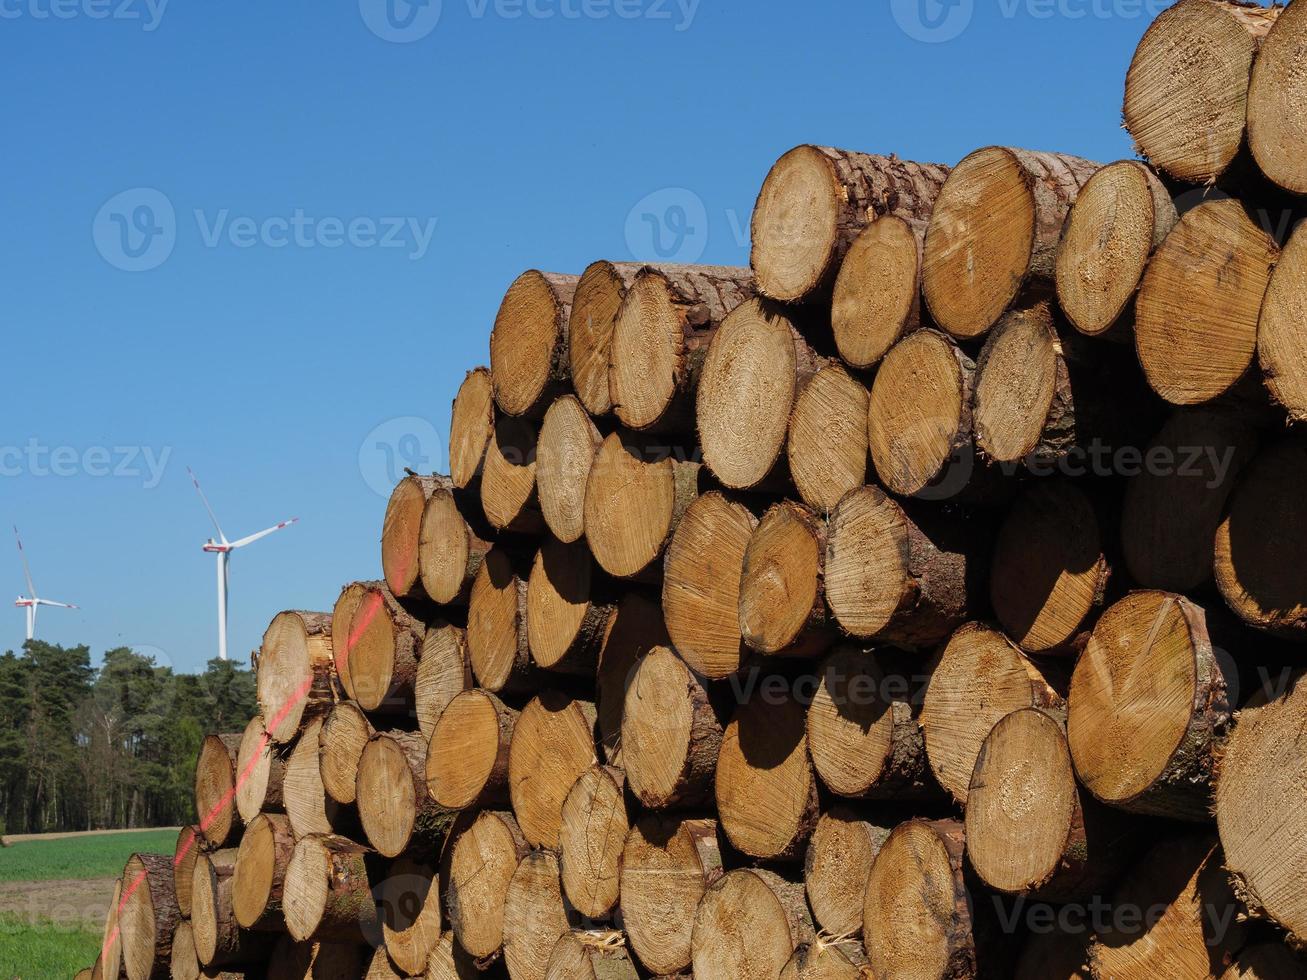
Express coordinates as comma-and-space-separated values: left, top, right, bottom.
0, 912, 101, 979
0, 828, 178, 883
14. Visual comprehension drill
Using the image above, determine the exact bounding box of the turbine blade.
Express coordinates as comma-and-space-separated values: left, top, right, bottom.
187, 468, 227, 544
230, 517, 299, 549
37, 599, 77, 609
13, 526, 35, 599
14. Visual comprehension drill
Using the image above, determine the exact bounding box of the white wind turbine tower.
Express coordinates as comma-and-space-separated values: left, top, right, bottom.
13, 526, 78, 642
188, 468, 298, 661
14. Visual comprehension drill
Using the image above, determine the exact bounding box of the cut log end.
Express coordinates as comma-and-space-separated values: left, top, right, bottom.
545, 932, 640, 980
570, 260, 640, 416
377, 857, 442, 976
1249, 2, 1307, 195
481, 414, 542, 534
832, 214, 922, 368
258, 611, 334, 744
489, 270, 576, 418
740, 501, 829, 657
596, 592, 669, 766
285, 717, 339, 840
119, 853, 180, 980
527, 536, 609, 675
283, 834, 374, 945
803, 808, 889, 938
382, 474, 437, 600
426, 689, 514, 810
1259, 224, 1307, 423
750, 145, 846, 302
503, 850, 572, 980
781, 943, 864, 980
414, 622, 471, 738
692, 869, 812, 980
449, 366, 495, 489
318, 702, 373, 806
232, 812, 291, 931
356, 732, 436, 859
447, 810, 527, 961
418, 485, 489, 606
974, 303, 1061, 464
467, 546, 529, 693
173, 826, 203, 919
195, 733, 240, 847
787, 363, 869, 513
234, 715, 279, 824
559, 765, 629, 920
508, 693, 599, 850
537, 395, 601, 543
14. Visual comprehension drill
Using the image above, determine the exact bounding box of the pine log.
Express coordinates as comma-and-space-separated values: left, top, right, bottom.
923, 147, 1099, 340
507, 692, 599, 850
173, 826, 205, 920
1221, 944, 1307, 979
1122, 408, 1260, 593
417, 479, 493, 606
990, 480, 1109, 654
527, 537, 615, 677
697, 297, 824, 490
426, 688, 517, 810
382, 474, 442, 601
257, 611, 335, 746
609, 264, 754, 432
1124, 0, 1279, 184
466, 545, 534, 694
661, 491, 756, 680
716, 690, 819, 862
168, 920, 197, 980
596, 591, 669, 765
621, 646, 722, 809
620, 815, 722, 977
375, 856, 442, 976
363, 947, 405, 980
503, 850, 576, 980
807, 647, 936, 800
786, 362, 869, 513
414, 621, 472, 738
318, 703, 374, 806
739, 501, 835, 658
921, 622, 1066, 804
427, 930, 483, 980
1015, 927, 1090, 980
195, 734, 242, 848
558, 765, 628, 920
330, 581, 379, 711
232, 812, 294, 931
1055, 160, 1177, 338
583, 431, 702, 580
1068, 591, 1233, 821
266, 936, 368, 979
1249, 3, 1307, 195
357, 730, 456, 859
342, 585, 425, 714
283, 834, 377, 945
803, 807, 890, 938
234, 715, 284, 824
691, 868, 814, 979
1215, 436, 1307, 641
449, 366, 495, 489
99, 877, 123, 980
750, 145, 948, 304
445, 810, 530, 963
781, 943, 866, 980
489, 270, 579, 419
825, 485, 982, 650
285, 717, 355, 840
1259, 222, 1307, 422
481, 414, 545, 534
831, 214, 927, 369
545, 932, 639, 980
192, 849, 274, 968
569, 260, 643, 416
120, 852, 181, 980
537, 395, 603, 543
1135, 198, 1279, 406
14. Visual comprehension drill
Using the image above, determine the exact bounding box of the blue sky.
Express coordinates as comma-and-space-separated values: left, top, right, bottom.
1, 0, 1188, 671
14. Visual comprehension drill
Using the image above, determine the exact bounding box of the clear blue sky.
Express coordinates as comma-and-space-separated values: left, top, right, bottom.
1, 0, 1188, 671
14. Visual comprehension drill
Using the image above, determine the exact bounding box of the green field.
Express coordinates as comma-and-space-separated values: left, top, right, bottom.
0, 912, 101, 979
0, 829, 179, 883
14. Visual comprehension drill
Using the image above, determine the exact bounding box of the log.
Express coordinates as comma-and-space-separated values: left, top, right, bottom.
342, 585, 425, 714
375, 856, 442, 976
558, 765, 628, 920
363, 947, 405, 980
824, 485, 982, 650
1135, 198, 1279, 406
781, 943, 866, 980
168, 920, 197, 980
258, 611, 335, 745
786, 362, 869, 513
417, 479, 493, 606
620, 815, 722, 977
537, 395, 603, 543
621, 645, 722, 809
1089, 834, 1246, 979
507, 692, 599, 850
715, 690, 819, 862
803, 807, 890, 938
569, 260, 642, 417
466, 545, 534, 694
285, 717, 355, 840
283, 834, 377, 945
234, 715, 284, 824
1124, 0, 1279, 184
923, 147, 1099, 340
382, 474, 442, 601
527, 537, 615, 676
481, 414, 545, 534
750, 145, 948, 304
697, 297, 825, 490
609, 264, 754, 432
1248, 2, 1307, 195
194, 734, 242, 848
173, 826, 205, 919
1215, 436, 1307, 641
545, 932, 639, 980
426, 688, 517, 810
120, 852, 181, 980
691, 868, 814, 979
661, 490, 756, 680
583, 431, 702, 580
330, 581, 380, 710
449, 366, 495, 489
1221, 944, 1307, 979
357, 730, 456, 859
921, 622, 1066, 804
414, 621, 471, 738
1068, 591, 1234, 821
990, 480, 1109, 654
1217, 671, 1307, 944
446, 810, 529, 963
192, 849, 273, 968
489, 270, 579, 419
806, 647, 936, 800
596, 591, 668, 765
738, 501, 835, 658
427, 930, 483, 980
503, 850, 576, 980
831, 214, 927, 369
1054, 160, 1177, 338
1121, 408, 1260, 593
1015, 927, 1090, 980
1259, 223, 1307, 423
318, 703, 373, 806
98, 877, 124, 980
232, 812, 294, 931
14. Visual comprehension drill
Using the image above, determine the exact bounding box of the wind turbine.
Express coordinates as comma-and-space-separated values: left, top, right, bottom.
13, 527, 78, 642
188, 468, 298, 661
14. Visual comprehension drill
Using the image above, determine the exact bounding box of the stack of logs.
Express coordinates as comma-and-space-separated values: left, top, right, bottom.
85, 3, 1307, 978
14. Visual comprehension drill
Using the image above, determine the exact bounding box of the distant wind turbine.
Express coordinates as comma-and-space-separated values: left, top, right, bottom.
13, 526, 78, 641
188, 467, 298, 661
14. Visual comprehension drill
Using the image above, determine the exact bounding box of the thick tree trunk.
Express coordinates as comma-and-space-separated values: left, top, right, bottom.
232, 812, 294, 932
194, 734, 243, 848
786, 362, 869, 513
413, 621, 471, 738
418, 478, 494, 605
120, 852, 182, 980
356, 730, 456, 859
832, 213, 928, 369
381, 474, 443, 602
466, 545, 535, 695
537, 394, 603, 543
558, 765, 628, 920
282, 834, 378, 945
446, 810, 530, 964
234, 714, 285, 824
739, 501, 835, 659
691, 868, 815, 979
803, 807, 891, 938
507, 693, 599, 850
503, 850, 577, 980
489, 270, 580, 419
426, 688, 517, 810
569, 260, 643, 417
527, 537, 616, 677
449, 366, 495, 489
257, 611, 335, 746
481, 414, 546, 534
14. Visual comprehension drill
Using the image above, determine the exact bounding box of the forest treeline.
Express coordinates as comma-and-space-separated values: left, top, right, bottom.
0, 641, 256, 835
